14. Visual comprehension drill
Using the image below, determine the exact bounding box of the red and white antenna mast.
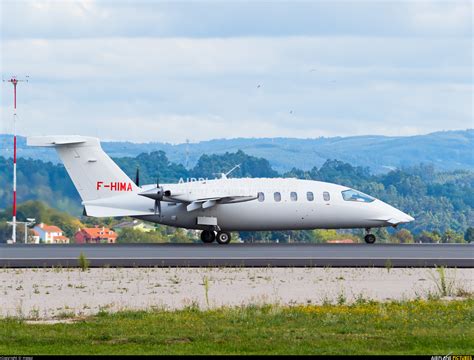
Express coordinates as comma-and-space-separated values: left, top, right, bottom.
3, 76, 29, 243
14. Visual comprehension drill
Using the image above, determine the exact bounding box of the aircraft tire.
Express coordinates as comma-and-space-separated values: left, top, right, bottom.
364, 234, 376, 244
201, 230, 216, 243
216, 231, 231, 245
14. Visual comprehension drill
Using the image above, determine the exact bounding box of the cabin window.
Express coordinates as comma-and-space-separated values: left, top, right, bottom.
341, 189, 374, 203
323, 191, 330, 201
290, 192, 298, 201
274, 192, 281, 202
307, 192, 314, 201
258, 192, 265, 202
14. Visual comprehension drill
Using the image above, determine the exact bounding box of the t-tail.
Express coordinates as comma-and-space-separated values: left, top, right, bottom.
27, 136, 139, 203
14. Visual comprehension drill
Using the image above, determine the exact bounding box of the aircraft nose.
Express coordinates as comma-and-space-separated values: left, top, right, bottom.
388, 207, 415, 225
376, 201, 415, 225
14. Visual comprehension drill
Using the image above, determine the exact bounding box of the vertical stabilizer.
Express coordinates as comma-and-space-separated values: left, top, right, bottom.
27, 136, 138, 202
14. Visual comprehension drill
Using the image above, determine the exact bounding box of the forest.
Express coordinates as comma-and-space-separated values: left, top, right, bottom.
0, 149, 472, 243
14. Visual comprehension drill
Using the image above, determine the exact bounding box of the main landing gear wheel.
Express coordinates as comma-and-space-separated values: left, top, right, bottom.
216, 231, 232, 245
364, 234, 376, 244
201, 230, 215, 243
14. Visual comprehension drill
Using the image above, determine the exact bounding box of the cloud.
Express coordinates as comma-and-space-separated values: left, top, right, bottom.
1, 0, 472, 39
409, 2, 472, 35
0, 1, 472, 142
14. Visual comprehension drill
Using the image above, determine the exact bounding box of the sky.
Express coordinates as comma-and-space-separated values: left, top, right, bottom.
0, 0, 472, 143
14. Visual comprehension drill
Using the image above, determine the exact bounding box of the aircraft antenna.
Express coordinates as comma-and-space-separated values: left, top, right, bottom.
3, 75, 29, 243
220, 163, 241, 179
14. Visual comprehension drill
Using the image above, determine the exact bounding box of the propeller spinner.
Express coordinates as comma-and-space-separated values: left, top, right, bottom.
138, 178, 171, 219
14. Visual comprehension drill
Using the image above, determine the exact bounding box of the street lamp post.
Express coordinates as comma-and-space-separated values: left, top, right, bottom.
25, 218, 36, 243
7, 218, 36, 244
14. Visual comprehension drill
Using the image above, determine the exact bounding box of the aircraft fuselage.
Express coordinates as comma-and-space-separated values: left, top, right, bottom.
135, 178, 413, 231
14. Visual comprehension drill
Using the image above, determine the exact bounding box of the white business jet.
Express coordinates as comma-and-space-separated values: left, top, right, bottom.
27, 136, 414, 244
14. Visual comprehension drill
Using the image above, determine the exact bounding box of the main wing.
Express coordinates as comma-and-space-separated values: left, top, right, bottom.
81, 186, 257, 217
182, 195, 257, 212
138, 187, 257, 212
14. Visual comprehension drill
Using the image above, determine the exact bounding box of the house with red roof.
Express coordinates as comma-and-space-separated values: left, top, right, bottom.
33, 223, 70, 244
75, 226, 117, 244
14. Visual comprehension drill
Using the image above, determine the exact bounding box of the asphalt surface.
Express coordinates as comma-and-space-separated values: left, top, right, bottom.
0, 243, 472, 267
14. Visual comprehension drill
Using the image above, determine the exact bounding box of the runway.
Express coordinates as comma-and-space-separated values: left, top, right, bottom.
0, 243, 472, 267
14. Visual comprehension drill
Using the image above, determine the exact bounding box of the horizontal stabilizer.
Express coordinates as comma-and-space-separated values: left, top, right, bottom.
27, 135, 90, 147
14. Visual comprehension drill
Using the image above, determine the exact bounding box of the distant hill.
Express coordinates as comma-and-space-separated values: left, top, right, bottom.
1, 129, 472, 173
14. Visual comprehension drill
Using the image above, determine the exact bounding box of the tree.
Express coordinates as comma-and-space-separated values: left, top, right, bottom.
393, 229, 414, 244
311, 159, 371, 188
311, 229, 351, 243
465, 227, 474, 243
417, 231, 441, 243
372, 228, 391, 243
442, 229, 464, 243
169, 229, 191, 243
239, 231, 273, 243
191, 150, 278, 179
115, 151, 189, 184
311, 229, 336, 243
0, 222, 11, 243
116, 228, 167, 243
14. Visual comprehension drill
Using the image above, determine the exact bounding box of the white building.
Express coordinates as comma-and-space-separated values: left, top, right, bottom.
30, 229, 41, 244
33, 223, 70, 244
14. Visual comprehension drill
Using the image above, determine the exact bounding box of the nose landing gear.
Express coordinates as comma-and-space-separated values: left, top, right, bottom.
200, 230, 232, 244
216, 231, 231, 244
364, 228, 376, 244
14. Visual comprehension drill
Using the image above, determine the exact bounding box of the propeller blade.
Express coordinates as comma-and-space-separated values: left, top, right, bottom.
153, 175, 163, 218
135, 167, 140, 187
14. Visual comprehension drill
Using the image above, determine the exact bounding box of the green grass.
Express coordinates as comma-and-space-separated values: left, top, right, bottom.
1, 299, 473, 355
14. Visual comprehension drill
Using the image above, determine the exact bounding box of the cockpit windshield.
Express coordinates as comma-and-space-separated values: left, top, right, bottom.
341, 189, 375, 203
